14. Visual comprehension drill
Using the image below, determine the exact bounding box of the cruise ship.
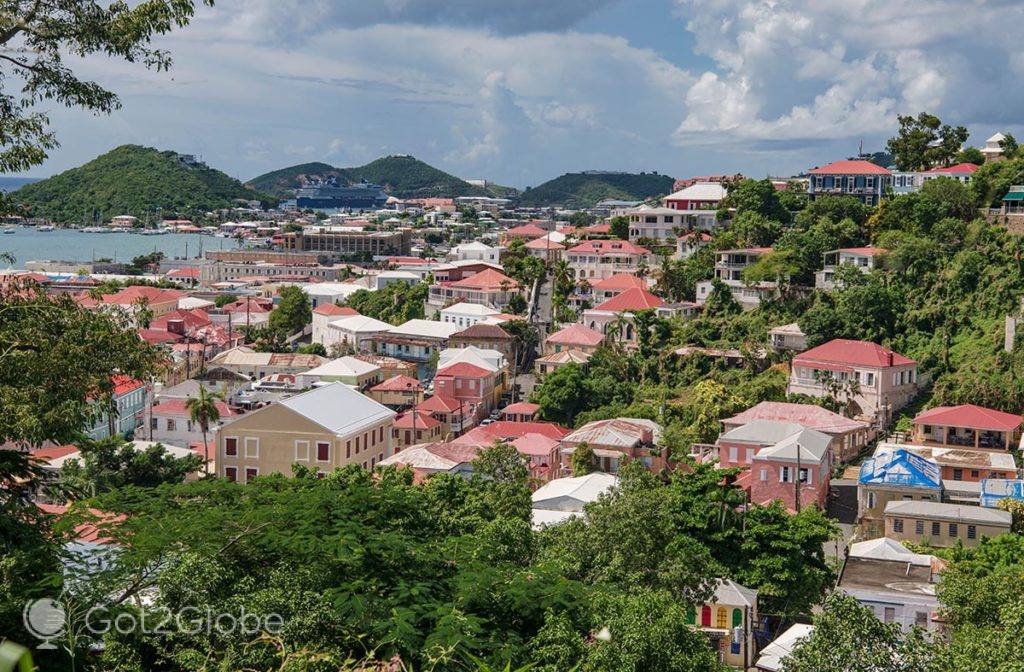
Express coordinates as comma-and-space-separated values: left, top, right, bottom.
295, 176, 387, 211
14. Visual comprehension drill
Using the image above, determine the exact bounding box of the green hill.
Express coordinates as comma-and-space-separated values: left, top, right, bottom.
248, 155, 508, 200
12, 145, 273, 223
518, 171, 676, 208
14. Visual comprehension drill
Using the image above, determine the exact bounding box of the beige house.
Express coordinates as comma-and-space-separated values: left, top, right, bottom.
216, 382, 395, 481
884, 500, 1012, 548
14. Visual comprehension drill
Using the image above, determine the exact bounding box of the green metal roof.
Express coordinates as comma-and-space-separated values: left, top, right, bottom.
1003, 191, 1024, 201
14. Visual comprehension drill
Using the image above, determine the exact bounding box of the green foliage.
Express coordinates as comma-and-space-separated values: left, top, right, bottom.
296, 342, 327, 356
247, 156, 494, 199
11, 145, 273, 223
519, 172, 674, 208
970, 156, 1024, 207
532, 363, 588, 426
608, 215, 629, 240
720, 178, 791, 224
783, 592, 939, 671
0, 284, 163, 447
887, 111, 969, 170
956, 146, 985, 165
731, 211, 784, 247
58, 437, 202, 498
345, 282, 428, 325
268, 285, 312, 335
0, 0, 212, 174
570, 442, 596, 476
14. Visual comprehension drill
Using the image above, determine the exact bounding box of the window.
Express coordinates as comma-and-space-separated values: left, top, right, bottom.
883, 607, 895, 623
355, 436, 360, 454
150, 418, 158, 430
781, 467, 792, 483
732, 608, 743, 628
970, 469, 979, 478
868, 492, 876, 508
294, 440, 310, 461
916, 520, 924, 535
893, 518, 904, 533
167, 418, 176, 432
244, 437, 259, 458
798, 468, 811, 485
949, 523, 958, 537
932, 521, 941, 536
967, 525, 976, 540
379, 427, 384, 442
316, 442, 330, 462
245, 467, 258, 483
224, 437, 238, 457
715, 607, 728, 629
729, 446, 738, 462
346, 441, 351, 459
915, 611, 928, 628
225, 466, 237, 482
759, 469, 768, 482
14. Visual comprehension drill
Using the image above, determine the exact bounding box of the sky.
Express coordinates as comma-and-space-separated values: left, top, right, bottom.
24, 0, 1024, 188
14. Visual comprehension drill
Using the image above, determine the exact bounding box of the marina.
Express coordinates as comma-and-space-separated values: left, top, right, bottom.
0, 226, 241, 266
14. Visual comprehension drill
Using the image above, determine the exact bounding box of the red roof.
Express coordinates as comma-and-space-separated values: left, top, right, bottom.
314, 303, 359, 317
138, 328, 182, 345
926, 163, 979, 175
809, 160, 891, 175
793, 339, 915, 369
435, 362, 493, 378
448, 268, 519, 291
585, 222, 611, 234
568, 240, 650, 255
31, 444, 79, 462
593, 287, 664, 312
913, 404, 1022, 432
724, 401, 868, 433
511, 433, 559, 456
112, 375, 145, 396
150, 308, 212, 332
591, 273, 648, 291
103, 285, 184, 306
719, 247, 772, 255
150, 398, 235, 418
417, 394, 462, 413
455, 420, 570, 445
547, 323, 606, 347
372, 374, 423, 392
836, 246, 887, 256
505, 223, 548, 238
524, 236, 566, 250
501, 402, 540, 415
166, 267, 201, 279
394, 410, 441, 430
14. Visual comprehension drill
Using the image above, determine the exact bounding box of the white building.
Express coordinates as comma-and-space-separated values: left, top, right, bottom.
322, 314, 392, 353
815, 247, 887, 290
439, 302, 502, 329
375, 319, 464, 362
982, 132, 1007, 162
531, 472, 619, 528
448, 241, 503, 264
374, 271, 421, 291
662, 182, 727, 230
695, 247, 779, 310
301, 282, 369, 309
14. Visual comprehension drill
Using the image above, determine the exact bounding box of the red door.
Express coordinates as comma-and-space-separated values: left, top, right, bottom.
701, 605, 712, 627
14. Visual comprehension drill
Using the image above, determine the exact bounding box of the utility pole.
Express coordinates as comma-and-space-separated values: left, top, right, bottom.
794, 442, 802, 513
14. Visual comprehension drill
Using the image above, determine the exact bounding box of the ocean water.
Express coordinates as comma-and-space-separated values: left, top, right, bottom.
1, 226, 240, 268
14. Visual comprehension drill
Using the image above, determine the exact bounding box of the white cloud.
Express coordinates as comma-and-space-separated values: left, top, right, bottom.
672, 0, 1024, 148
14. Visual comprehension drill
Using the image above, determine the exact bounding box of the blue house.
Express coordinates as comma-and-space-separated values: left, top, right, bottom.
808, 159, 891, 206
858, 448, 941, 532
980, 478, 1024, 508
84, 376, 147, 441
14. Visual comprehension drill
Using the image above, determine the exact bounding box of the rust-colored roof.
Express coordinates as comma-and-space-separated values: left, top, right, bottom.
372, 374, 423, 392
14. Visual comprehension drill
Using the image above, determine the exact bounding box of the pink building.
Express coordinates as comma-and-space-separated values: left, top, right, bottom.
432, 362, 501, 421
428, 268, 522, 310
559, 418, 664, 474
749, 426, 832, 511
566, 239, 652, 281
721, 401, 871, 462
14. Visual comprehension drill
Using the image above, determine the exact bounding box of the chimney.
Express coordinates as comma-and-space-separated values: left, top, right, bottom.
886, 351, 894, 367
167, 319, 185, 336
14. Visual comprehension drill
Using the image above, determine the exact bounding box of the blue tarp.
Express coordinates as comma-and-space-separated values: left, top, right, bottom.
859, 449, 941, 489
980, 479, 1024, 508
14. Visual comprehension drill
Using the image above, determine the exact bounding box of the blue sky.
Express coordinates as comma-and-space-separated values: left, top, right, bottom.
28, 0, 1024, 187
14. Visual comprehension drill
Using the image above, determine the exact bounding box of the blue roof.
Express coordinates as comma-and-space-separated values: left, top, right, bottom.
980, 479, 1024, 508
859, 449, 941, 489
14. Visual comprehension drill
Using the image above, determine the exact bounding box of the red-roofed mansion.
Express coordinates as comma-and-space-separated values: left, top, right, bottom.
427, 268, 522, 311
566, 240, 652, 281
808, 159, 891, 206
787, 339, 919, 424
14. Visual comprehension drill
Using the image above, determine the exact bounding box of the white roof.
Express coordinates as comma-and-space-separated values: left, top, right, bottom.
848, 537, 933, 566
531, 508, 582, 528
378, 443, 459, 470
626, 205, 678, 215
274, 382, 394, 435
377, 270, 420, 280
438, 345, 505, 372
769, 322, 804, 336
302, 282, 366, 298
329, 314, 392, 333
756, 624, 814, 672
721, 420, 807, 444
987, 132, 1006, 143
753, 427, 832, 462
453, 241, 494, 252
440, 302, 501, 317
563, 418, 663, 449
532, 473, 619, 510
301, 356, 380, 379
178, 296, 215, 310
666, 182, 728, 202
43, 440, 197, 470
713, 578, 758, 607
388, 319, 463, 339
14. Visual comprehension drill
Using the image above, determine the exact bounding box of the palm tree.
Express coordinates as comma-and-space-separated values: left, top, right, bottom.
186, 386, 223, 474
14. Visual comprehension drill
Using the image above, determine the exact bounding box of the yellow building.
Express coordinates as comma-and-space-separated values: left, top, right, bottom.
216, 382, 395, 481
686, 579, 759, 669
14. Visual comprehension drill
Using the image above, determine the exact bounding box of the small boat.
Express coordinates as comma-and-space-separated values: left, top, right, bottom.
2, 228, 14, 234
37, 225, 55, 232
